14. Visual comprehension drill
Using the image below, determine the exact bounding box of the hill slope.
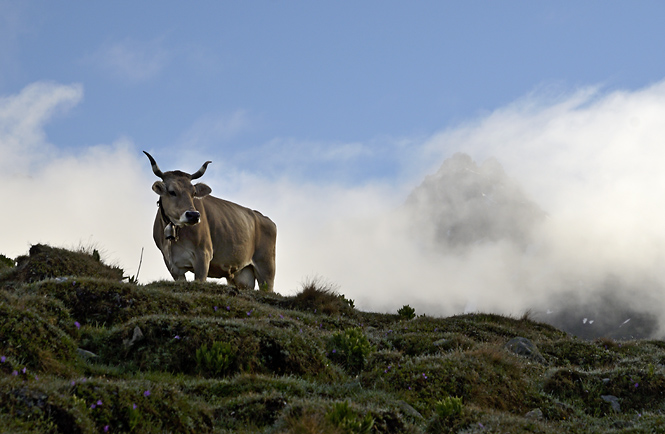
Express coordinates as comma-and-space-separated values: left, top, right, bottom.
1, 245, 665, 433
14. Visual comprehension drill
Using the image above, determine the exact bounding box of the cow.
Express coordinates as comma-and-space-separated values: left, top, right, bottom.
144, 151, 276, 290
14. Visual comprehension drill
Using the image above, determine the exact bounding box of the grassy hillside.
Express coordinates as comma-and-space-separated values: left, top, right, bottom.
1, 245, 665, 433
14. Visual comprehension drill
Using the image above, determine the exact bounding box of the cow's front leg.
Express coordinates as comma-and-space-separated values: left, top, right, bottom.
168, 266, 187, 281
193, 254, 211, 281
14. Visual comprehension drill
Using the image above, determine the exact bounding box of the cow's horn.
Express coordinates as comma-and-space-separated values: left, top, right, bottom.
190, 160, 212, 180
143, 151, 165, 179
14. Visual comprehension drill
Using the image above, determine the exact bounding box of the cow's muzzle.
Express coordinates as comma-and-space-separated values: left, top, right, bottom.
182, 211, 201, 225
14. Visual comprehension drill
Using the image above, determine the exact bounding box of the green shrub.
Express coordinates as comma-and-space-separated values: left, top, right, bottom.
398, 305, 416, 321
425, 396, 467, 434
326, 401, 374, 434
434, 396, 463, 419
196, 341, 236, 377
327, 328, 373, 374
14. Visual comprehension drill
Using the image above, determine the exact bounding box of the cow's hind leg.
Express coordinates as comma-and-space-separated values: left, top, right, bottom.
230, 266, 255, 290
252, 256, 275, 292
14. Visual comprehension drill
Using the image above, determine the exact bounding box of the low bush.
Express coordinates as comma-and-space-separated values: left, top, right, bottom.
196, 341, 236, 377
327, 328, 374, 374
397, 305, 416, 321
326, 401, 374, 434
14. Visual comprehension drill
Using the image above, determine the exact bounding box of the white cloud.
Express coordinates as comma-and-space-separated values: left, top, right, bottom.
6, 79, 665, 337
0, 82, 165, 282
89, 37, 170, 82
213, 80, 665, 332
0, 81, 83, 172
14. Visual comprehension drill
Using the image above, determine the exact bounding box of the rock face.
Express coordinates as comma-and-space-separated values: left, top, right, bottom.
404, 152, 546, 250
504, 337, 547, 364
601, 395, 621, 412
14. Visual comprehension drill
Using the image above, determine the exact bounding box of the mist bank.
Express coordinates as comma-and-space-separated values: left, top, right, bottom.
4, 80, 665, 339
281, 149, 663, 339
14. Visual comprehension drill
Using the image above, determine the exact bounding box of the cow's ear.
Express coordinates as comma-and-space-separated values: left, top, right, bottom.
194, 183, 212, 198
152, 181, 166, 195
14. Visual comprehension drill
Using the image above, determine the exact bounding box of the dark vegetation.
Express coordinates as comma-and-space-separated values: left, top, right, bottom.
2, 244, 665, 433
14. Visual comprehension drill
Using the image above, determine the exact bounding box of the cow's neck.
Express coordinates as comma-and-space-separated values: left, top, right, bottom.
158, 198, 179, 242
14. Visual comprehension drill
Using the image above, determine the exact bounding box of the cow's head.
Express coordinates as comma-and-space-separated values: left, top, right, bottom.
144, 151, 212, 226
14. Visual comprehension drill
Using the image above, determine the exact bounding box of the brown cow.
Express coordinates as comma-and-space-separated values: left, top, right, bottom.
144, 151, 276, 290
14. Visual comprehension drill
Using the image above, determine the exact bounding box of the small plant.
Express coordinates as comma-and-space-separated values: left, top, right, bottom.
327, 328, 373, 374
427, 396, 466, 434
128, 403, 142, 432
398, 304, 416, 320
326, 401, 374, 434
195, 341, 236, 376
434, 396, 464, 419
342, 296, 355, 309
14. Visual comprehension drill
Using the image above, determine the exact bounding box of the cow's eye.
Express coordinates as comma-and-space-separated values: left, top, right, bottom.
168, 190, 177, 197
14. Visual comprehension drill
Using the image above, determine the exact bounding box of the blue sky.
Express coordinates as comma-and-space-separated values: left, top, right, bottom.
4, 2, 665, 183
4, 1, 665, 316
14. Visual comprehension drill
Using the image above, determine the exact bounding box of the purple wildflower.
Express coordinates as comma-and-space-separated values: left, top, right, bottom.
90, 404, 96, 409
1, 356, 5, 363
279, 314, 284, 319
174, 335, 180, 340
144, 390, 151, 397
74, 321, 81, 329
635, 383, 639, 388
22, 367, 26, 374
247, 310, 253, 316
12, 370, 18, 376
71, 381, 76, 386
133, 403, 137, 409
422, 373, 428, 379
226, 306, 230, 311
214, 306, 218, 311
97, 399, 103, 406
104, 426, 109, 432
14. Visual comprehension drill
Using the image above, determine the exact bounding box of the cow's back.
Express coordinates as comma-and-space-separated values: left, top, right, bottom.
200, 196, 276, 282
